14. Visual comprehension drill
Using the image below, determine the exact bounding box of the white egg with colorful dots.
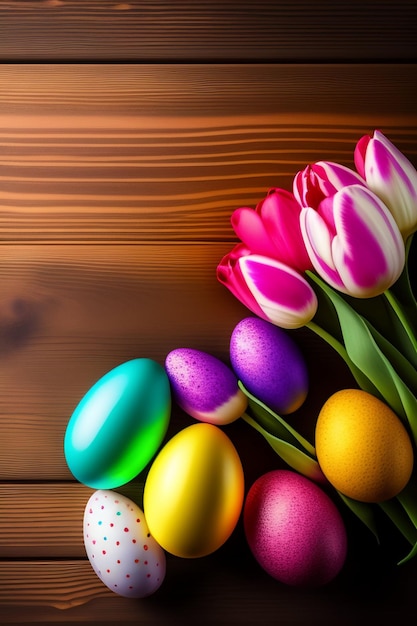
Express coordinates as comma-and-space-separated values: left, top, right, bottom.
83, 489, 166, 598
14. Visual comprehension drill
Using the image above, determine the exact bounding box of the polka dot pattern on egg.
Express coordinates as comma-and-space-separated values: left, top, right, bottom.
83, 489, 166, 598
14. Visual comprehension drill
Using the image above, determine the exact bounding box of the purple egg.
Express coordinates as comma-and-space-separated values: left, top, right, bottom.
229, 317, 308, 415
165, 348, 248, 425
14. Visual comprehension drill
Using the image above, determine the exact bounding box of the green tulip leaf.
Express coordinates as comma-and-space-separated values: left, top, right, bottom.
336, 492, 379, 542
307, 319, 383, 398
396, 473, 417, 529
390, 233, 417, 343
241, 411, 326, 483
378, 497, 417, 565
238, 380, 315, 457
398, 541, 417, 566
340, 293, 417, 370
362, 319, 417, 398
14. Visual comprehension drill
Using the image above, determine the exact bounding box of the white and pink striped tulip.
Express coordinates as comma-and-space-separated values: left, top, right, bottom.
354, 130, 417, 240
299, 184, 405, 298
217, 246, 318, 329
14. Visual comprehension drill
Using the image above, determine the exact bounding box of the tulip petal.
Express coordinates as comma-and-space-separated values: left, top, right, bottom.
217, 244, 267, 320
302, 185, 405, 298
313, 161, 365, 192
294, 161, 365, 208
363, 132, 417, 239
231, 207, 278, 258
238, 255, 318, 328
332, 185, 405, 296
300, 207, 346, 291
259, 189, 313, 271
353, 134, 370, 178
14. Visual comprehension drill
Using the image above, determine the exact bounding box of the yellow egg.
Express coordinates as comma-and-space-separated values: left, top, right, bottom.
143, 423, 244, 558
315, 389, 414, 503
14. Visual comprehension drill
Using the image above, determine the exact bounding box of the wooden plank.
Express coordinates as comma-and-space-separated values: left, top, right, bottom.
0, 561, 115, 609
0, 1, 416, 61
1, 64, 416, 244
0, 483, 145, 558
2, 64, 417, 118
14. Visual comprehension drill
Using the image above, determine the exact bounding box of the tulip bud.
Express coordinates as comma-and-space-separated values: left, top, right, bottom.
354, 130, 417, 240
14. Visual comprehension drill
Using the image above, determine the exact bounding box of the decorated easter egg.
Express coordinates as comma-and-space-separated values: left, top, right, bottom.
143, 423, 245, 558
165, 348, 248, 425
230, 317, 309, 414
64, 358, 171, 489
244, 470, 347, 587
84, 490, 166, 598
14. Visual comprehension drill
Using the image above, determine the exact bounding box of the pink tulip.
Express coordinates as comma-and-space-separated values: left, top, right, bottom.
299, 184, 405, 297
217, 245, 318, 329
231, 188, 313, 273
354, 130, 417, 240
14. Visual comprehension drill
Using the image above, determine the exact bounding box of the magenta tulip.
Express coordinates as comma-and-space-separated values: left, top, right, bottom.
231, 188, 313, 273
217, 245, 318, 329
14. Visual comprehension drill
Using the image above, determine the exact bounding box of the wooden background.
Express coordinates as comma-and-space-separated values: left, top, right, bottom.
1, 2, 417, 624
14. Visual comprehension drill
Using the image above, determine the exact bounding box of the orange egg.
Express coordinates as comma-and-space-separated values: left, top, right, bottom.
315, 389, 413, 502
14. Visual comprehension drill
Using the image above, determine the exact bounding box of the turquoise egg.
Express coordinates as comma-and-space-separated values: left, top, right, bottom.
64, 358, 171, 489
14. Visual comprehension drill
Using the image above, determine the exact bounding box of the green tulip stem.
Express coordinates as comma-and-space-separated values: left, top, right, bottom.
384, 289, 417, 354
240, 411, 326, 484
378, 499, 417, 547
306, 319, 377, 393
306, 320, 351, 362
397, 475, 417, 529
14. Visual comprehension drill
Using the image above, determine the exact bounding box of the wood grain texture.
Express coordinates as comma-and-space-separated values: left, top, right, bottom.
1, 59, 417, 623
0, 0, 416, 61
1, 64, 416, 244
0, 483, 145, 557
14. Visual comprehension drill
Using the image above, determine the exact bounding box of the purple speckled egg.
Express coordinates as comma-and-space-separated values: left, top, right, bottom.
165, 348, 248, 425
230, 317, 308, 414
244, 470, 347, 587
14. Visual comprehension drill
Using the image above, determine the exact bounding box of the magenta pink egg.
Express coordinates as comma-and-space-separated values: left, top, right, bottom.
244, 470, 347, 587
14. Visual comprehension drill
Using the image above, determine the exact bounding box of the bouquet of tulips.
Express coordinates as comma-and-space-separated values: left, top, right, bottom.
216, 130, 417, 563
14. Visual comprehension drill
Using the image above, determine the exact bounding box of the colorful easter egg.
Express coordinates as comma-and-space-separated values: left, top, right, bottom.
143, 423, 244, 558
230, 317, 309, 414
64, 358, 171, 489
244, 470, 347, 587
315, 389, 414, 502
165, 348, 247, 425
84, 489, 166, 598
